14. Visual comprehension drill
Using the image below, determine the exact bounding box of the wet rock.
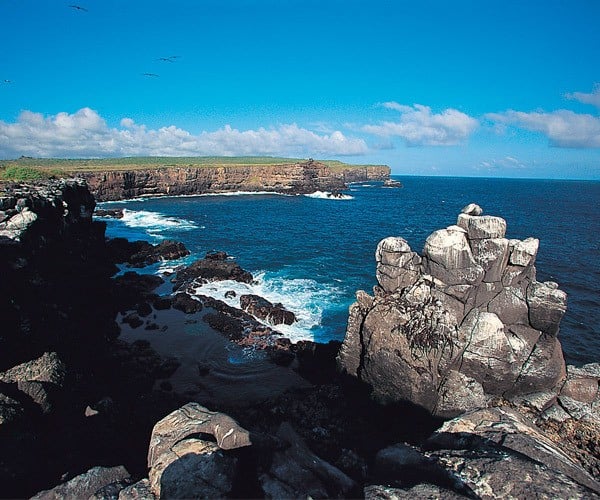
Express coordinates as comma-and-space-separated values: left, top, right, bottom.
107, 239, 189, 268
122, 312, 143, 328
31, 466, 131, 500
172, 292, 203, 313
94, 208, 124, 219
383, 179, 403, 188
224, 290, 237, 299
240, 294, 296, 325
172, 251, 253, 290
152, 296, 172, 310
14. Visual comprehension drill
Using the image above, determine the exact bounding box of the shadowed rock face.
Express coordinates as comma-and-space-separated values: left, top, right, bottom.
337, 203, 569, 417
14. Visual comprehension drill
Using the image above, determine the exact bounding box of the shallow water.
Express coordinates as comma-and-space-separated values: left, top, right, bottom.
101, 176, 600, 366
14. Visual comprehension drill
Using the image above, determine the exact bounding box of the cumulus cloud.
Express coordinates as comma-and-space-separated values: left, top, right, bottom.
486, 109, 600, 148
362, 103, 478, 146
566, 84, 600, 109
0, 108, 368, 158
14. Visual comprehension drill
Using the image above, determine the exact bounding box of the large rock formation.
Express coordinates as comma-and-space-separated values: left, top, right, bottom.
338, 204, 571, 417
80, 160, 390, 201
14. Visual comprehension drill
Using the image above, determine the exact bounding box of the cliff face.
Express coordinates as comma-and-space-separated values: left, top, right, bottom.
79, 161, 390, 201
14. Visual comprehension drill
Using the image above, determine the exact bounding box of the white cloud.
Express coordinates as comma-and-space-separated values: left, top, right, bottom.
0, 108, 368, 158
362, 103, 478, 146
566, 84, 600, 109
486, 109, 600, 148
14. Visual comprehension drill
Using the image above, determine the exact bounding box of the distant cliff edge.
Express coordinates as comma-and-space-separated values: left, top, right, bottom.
78, 160, 390, 201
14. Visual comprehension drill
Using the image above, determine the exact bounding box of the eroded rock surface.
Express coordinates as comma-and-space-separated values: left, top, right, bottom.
338, 204, 569, 417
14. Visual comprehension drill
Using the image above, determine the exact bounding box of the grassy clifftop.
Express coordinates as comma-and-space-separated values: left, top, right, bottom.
0, 156, 388, 180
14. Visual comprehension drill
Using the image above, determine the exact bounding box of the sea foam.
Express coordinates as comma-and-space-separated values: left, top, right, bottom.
304, 191, 354, 200
119, 209, 200, 239
189, 271, 343, 343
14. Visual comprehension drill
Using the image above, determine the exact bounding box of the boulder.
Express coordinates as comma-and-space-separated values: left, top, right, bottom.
460, 202, 482, 215
0, 393, 24, 425
147, 403, 252, 498
509, 237, 539, 267
457, 213, 507, 239
426, 407, 600, 497
31, 466, 131, 500
172, 251, 253, 290
375, 237, 421, 292
527, 281, 568, 335
0, 352, 66, 386
172, 292, 203, 314
422, 225, 484, 287
259, 422, 356, 498
240, 294, 296, 325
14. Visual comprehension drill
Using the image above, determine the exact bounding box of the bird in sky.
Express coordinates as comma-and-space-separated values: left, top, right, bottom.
69, 5, 88, 12
142, 73, 160, 78
157, 56, 180, 63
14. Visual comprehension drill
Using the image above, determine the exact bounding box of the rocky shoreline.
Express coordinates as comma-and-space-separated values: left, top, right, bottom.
1, 179, 598, 499
77, 159, 390, 201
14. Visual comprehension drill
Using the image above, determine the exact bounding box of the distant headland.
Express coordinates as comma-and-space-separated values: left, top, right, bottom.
0, 156, 391, 201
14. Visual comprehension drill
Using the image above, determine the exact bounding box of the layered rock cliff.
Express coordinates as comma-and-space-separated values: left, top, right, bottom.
79, 160, 390, 201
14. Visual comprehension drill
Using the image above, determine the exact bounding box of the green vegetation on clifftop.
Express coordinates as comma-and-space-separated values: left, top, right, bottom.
0, 156, 388, 177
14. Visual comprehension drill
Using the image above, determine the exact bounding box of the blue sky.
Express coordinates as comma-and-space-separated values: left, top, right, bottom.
1, 0, 599, 179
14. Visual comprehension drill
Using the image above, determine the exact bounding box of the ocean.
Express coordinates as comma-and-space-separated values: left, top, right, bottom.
99, 176, 600, 367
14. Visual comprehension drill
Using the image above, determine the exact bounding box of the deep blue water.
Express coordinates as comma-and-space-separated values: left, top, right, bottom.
99, 177, 600, 366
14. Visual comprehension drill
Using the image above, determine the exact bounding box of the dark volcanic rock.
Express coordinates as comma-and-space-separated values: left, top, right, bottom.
106, 238, 189, 268
94, 208, 124, 219
31, 466, 131, 500
240, 294, 297, 325
172, 292, 203, 313
172, 251, 253, 290
259, 422, 357, 499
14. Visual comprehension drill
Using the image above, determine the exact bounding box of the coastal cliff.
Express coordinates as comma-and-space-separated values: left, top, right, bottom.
3, 182, 598, 499
78, 160, 390, 201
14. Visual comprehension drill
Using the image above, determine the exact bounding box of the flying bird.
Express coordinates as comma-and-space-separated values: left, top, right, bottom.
157, 56, 180, 63
142, 73, 160, 77
69, 5, 88, 12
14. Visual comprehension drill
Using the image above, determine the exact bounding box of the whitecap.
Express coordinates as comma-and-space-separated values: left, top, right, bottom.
190, 271, 343, 343
197, 191, 292, 197
303, 191, 354, 201
117, 209, 200, 240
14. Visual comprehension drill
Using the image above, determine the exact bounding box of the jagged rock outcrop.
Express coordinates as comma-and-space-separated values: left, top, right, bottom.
338, 204, 570, 417
31, 466, 131, 500
80, 161, 390, 201
240, 294, 297, 325
146, 403, 252, 498
422, 406, 600, 498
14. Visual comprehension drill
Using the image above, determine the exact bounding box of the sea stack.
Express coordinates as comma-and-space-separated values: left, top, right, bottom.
337, 203, 585, 418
